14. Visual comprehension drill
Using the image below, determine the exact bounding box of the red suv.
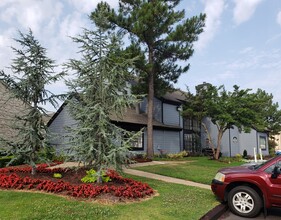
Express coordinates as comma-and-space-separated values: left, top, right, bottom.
211, 155, 281, 218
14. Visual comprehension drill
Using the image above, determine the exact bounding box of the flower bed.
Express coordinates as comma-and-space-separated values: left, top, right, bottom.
0, 164, 154, 201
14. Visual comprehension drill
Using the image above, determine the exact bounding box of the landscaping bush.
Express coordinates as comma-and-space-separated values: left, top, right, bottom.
81, 169, 111, 183
166, 151, 188, 159
37, 146, 56, 162
0, 164, 154, 199
243, 150, 248, 159
0, 156, 25, 168
0, 156, 13, 168
234, 154, 243, 161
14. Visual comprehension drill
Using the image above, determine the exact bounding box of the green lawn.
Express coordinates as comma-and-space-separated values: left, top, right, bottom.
0, 157, 243, 219
134, 157, 245, 184
0, 174, 218, 220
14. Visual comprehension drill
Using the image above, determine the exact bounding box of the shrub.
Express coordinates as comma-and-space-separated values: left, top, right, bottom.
234, 154, 242, 161
243, 150, 248, 159
37, 146, 56, 162
81, 169, 111, 183
0, 165, 154, 199
0, 155, 24, 167
166, 151, 188, 159
53, 173, 62, 178
0, 156, 13, 168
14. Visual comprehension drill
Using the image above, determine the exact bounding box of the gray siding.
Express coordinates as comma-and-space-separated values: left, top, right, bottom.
154, 98, 162, 122
139, 97, 162, 122
139, 98, 147, 113
48, 105, 77, 153
202, 117, 269, 157
220, 127, 240, 157
141, 129, 181, 154
163, 103, 180, 126
240, 130, 269, 156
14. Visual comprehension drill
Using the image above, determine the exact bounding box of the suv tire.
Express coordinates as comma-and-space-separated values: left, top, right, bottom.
228, 186, 262, 217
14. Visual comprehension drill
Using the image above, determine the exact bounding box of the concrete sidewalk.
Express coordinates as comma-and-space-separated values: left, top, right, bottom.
52, 161, 210, 190
123, 168, 211, 190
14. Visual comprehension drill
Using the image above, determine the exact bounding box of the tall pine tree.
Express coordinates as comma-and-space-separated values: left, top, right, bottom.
65, 10, 141, 183
91, 0, 205, 158
0, 30, 64, 174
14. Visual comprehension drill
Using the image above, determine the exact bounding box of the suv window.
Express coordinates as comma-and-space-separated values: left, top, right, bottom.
264, 160, 281, 174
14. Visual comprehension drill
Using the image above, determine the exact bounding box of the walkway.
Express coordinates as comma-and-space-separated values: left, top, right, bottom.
123, 168, 210, 190
51, 161, 211, 190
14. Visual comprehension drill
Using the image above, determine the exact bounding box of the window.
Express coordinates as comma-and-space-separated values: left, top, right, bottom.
130, 133, 144, 150
184, 118, 192, 130
259, 136, 266, 150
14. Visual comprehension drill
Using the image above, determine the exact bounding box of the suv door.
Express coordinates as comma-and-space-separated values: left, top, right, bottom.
266, 160, 281, 206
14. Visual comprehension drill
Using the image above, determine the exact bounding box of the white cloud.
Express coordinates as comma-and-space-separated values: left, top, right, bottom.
218, 70, 236, 80
59, 12, 89, 43
239, 47, 254, 54
233, 0, 263, 25
266, 33, 281, 45
195, 0, 226, 50
277, 11, 281, 26
0, 0, 64, 34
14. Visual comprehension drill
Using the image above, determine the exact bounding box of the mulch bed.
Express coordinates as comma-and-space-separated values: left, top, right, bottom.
0, 163, 155, 204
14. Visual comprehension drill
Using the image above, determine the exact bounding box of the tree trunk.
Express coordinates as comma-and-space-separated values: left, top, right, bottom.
202, 122, 216, 156
146, 48, 154, 159
31, 165, 36, 175
215, 129, 224, 160
97, 167, 103, 184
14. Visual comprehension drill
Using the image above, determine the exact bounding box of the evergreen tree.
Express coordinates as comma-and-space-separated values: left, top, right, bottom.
0, 30, 64, 174
91, 0, 205, 158
65, 12, 141, 183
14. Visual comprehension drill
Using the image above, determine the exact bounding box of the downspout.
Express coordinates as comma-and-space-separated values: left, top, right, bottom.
178, 105, 182, 151
256, 130, 259, 155
229, 128, 231, 157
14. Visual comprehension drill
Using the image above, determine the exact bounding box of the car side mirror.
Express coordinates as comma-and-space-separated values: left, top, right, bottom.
271, 166, 281, 179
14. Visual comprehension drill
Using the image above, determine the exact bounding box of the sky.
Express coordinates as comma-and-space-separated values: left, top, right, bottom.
0, 0, 281, 112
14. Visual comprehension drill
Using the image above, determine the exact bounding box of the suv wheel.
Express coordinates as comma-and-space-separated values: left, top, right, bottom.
228, 186, 262, 217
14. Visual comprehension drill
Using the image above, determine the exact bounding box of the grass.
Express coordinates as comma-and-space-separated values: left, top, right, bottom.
134, 157, 245, 184
0, 174, 218, 220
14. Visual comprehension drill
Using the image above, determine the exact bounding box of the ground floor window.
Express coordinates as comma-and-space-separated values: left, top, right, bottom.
130, 132, 144, 151
259, 136, 266, 150
184, 132, 201, 152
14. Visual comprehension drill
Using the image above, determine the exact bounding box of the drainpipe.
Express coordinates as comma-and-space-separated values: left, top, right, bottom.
229, 128, 231, 157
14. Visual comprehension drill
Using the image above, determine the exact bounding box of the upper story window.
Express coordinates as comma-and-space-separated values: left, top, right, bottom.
184, 117, 200, 132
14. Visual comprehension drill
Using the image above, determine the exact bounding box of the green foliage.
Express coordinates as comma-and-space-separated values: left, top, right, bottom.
81, 169, 111, 183
0, 30, 64, 174
268, 139, 277, 157
0, 156, 13, 168
243, 150, 248, 158
37, 146, 56, 162
0, 177, 217, 220
53, 173, 62, 179
91, 0, 205, 159
0, 155, 24, 168
66, 14, 141, 183
135, 156, 245, 185
183, 84, 281, 159
166, 151, 188, 159
234, 154, 242, 161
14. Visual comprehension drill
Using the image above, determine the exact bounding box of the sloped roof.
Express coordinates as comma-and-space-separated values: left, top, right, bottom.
47, 90, 184, 130
110, 108, 182, 130
0, 81, 28, 141
160, 89, 186, 103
